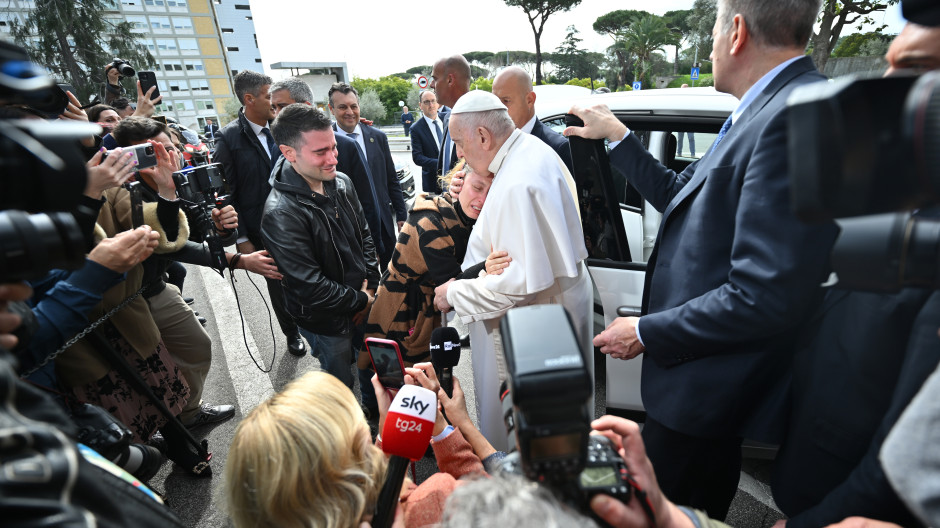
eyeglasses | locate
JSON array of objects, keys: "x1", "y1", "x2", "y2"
[{"x1": 421, "y1": 100, "x2": 436, "y2": 105}]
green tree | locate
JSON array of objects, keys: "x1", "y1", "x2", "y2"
[
  {"x1": 469, "y1": 78, "x2": 493, "y2": 92},
  {"x1": 594, "y1": 10, "x2": 652, "y2": 90},
  {"x1": 811, "y1": 0, "x2": 899, "y2": 72},
  {"x1": 663, "y1": 9, "x2": 693, "y2": 75},
  {"x1": 553, "y1": 25, "x2": 599, "y2": 83},
  {"x1": 618, "y1": 15, "x2": 671, "y2": 88},
  {"x1": 464, "y1": 51, "x2": 496, "y2": 63},
  {"x1": 405, "y1": 85, "x2": 421, "y2": 111},
  {"x1": 565, "y1": 77, "x2": 606, "y2": 89},
  {"x1": 831, "y1": 31, "x2": 893, "y2": 57},
  {"x1": 351, "y1": 75, "x2": 412, "y2": 120},
  {"x1": 11, "y1": 0, "x2": 154, "y2": 103},
  {"x1": 686, "y1": 0, "x2": 717, "y2": 62},
  {"x1": 358, "y1": 89, "x2": 387, "y2": 123},
  {"x1": 406, "y1": 65, "x2": 431, "y2": 75},
  {"x1": 504, "y1": 0, "x2": 582, "y2": 85}
]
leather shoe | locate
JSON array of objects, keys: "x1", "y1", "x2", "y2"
[
  {"x1": 184, "y1": 297, "x2": 195, "y2": 305},
  {"x1": 288, "y1": 333, "x2": 307, "y2": 357},
  {"x1": 198, "y1": 316, "x2": 207, "y2": 327},
  {"x1": 183, "y1": 403, "x2": 236, "y2": 429}
]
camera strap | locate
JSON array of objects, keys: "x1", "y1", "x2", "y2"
[{"x1": 19, "y1": 283, "x2": 147, "y2": 379}]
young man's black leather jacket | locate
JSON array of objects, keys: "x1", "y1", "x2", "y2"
[{"x1": 260, "y1": 157, "x2": 380, "y2": 336}]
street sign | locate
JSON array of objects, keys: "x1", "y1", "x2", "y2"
[
  {"x1": 632, "y1": 81, "x2": 642, "y2": 91},
  {"x1": 691, "y1": 67, "x2": 700, "y2": 80},
  {"x1": 417, "y1": 76, "x2": 428, "y2": 88}
]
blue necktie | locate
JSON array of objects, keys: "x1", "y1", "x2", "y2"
[
  {"x1": 708, "y1": 116, "x2": 733, "y2": 155},
  {"x1": 442, "y1": 128, "x2": 453, "y2": 172},
  {"x1": 432, "y1": 120, "x2": 443, "y2": 152},
  {"x1": 261, "y1": 127, "x2": 278, "y2": 167}
]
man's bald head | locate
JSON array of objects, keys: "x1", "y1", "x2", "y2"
[
  {"x1": 492, "y1": 66, "x2": 536, "y2": 130},
  {"x1": 885, "y1": 23, "x2": 940, "y2": 76},
  {"x1": 430, "y1": 55, "x2": 472, "y2": 107}
]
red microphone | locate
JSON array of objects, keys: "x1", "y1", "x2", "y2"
[{"x1": 373, "y1": 385, "x2": 437, "y2": 528}]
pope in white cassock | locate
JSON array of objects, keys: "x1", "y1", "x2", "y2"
[{"x1": 433, "y1": 90, "x2": 592, "y2": 451}]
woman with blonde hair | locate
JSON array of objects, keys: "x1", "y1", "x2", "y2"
[{"x1": 225, "y1": 370, "x2": 485, "y2": 528}]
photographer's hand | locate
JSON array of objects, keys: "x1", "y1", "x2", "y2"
[
  {"x1": 234, "y1": 250, "x2": 282, "y2": 280},
  {"x1": 149, "y1": 140, "x2": 180, "y2": 200},
  {"x1": 85, "y1": 147, "x2": 136, "y2": 198},
  {"x1": 590, "y1": 416, "x2": 691, "y2": 528},
  {"x1": 371, "y1": 373, "x2": 394, "y2": 435},
  {"x1": 132, "y1": 81, "x2": 162, "y2": 118},
  {"x1": 59, "y1": 91, "x2": 97, "y2": 147},
  {"x1": 405, "y1": 362, "x2": 447, "y2": 436},
  {"x1": 105, "y1": 65, "x2": 120, "y2": 86},
  {"x1": 0, "y1": 283, "x2": 33, "y2": 350},
  {"x1": 89, "y1": 226, "x2": 160, "y2": 273},
  {"x1": 211, "y1": 206, "x2": 238, "y2": 234}
]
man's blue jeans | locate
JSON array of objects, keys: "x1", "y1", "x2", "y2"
[{"x1": 297, "y1": 328, "x2": 354, "y2": 389}]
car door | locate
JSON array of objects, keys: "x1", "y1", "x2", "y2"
[{"x1": 542, "y1": 110, "x2": 725, "y2": 415}]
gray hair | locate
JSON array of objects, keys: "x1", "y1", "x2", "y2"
[
  {"x1": 270, "y1": 77, "x2": 313, "y2": 104},
  {"x1": 452, "y1": 108, "x2": 515, "y2": 142},
  {"x1": 233, "y1": 70, "x2": 273, "y2": 105},
  {"x1": 440, "y1": 475, "x2": 599, "y2": 528},
  {"x1": 717, "y1": 0, "x2": 821, "y2": 48}
]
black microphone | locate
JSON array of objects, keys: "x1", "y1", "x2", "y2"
[{"x1": 430, "y1": 326, "x2": 461, "y2": 398}]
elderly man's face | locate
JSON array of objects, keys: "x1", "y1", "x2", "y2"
[
  {"x1": 449, "y1": 116, "x2": 490, "y2": 175},
  {"x1": 271, "y1": 89, "x2": 298, "y2": 117}
]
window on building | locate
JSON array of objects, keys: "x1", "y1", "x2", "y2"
[
  {"x1": 254, "y1": 58, "x2": 262, "y2": 63},
  {"x1": 191, "y1": 80, "x2": 210, "y2": 92},
  {"x1": 164, "y1": 61, "x2": 184, "y2": 71},
  {"x1": 156, "y1": 39, "x2": 177, "y2": 53},
  {"x1": 125, "y1": 15, "x2": 148, "y2": 30},
  {"x1": 172, "y1": 17, "x2": 192, "y2": 31},
  {"x1": 221, "y1": 28, "x2": 234, "y2": 33},
  {"x1": 168, "y1": 80, "x2": 189, "y2": 92},
  {"x1": 177, "y1": 100, "x2": 194, "y2": 111},
  {"x1": 227, "y1": 47, "x2": 239, "y2": 52},
  {"x1": 167, "y1": 0, "x2": 187, "y2": 6},
  {"x1": 234, "y1": 4, "x2": 250, "y2": 9},
  {"x1": 196, "y1": 99, "x2": 215, "y2": 110},
  {"x1": 184, "y1": 59, "x2": 204, "y2": 71},
  {"x1": 145, "y1": 0, "x2": 166, "y2": 6},
  {"x1": 179, "y1": 39, "x2": 198, "y2": 52},
  {"x1": 150, "y1": 16, "x2": 171, "y2": 30}
]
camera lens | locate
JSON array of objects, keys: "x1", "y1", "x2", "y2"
[
  {"x1": 144, "y1": 145, "x2": 154, "y2": 156},
  {"x1": 0, "y1": 210, "x2": 87, "y2": 282},
  {"x1": 112, "y1": 59, "x2": 135, "y2": 78}
]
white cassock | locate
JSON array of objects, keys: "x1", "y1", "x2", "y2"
[{"x1": 446, "y1": 129, "x2": 592, "y2": 452}]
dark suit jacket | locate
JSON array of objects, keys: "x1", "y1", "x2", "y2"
[
  {"x1": 334, "y1": 133, "x2": 381, "y2": 252},
  {"x1": 612, "y1": 56, "x2": 839, "y2": 441},
  {"x1": 335, "y1": 124, "x2": 408, "y2": 242},
  {"x1": 531, "y1": 119, "x2": 572, "y2": 173},
  {"x1": 437, "y1": 112, "x2": 458, "y2": 177},
  {"x1": 771, "y1": 288, "x2": 936, "y2": 528},
  {"x1": 212, "y1": 110, "x2": 275, "y2": 248},
  {"x1": 410, "y1": 116, "x2": 441, "y2": 193}
]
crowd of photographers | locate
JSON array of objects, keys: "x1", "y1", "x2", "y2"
[{"x1": 3, "y1": 0, "x2": 940, "y2": 525}]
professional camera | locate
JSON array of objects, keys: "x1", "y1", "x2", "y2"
[
  {"x1": 108, "y1": 58, "x2": 135, "y2": 78},
  {"x1": 496, "y1": 305, "x2": 633, "y2": 525},
  {"x1": 1, "y1": 42, "x2": 92, "y2": 282},
  {"x1": 172, "y1": 163, "x2": 230, "y2": 271},
  {"x1": 786, "y1": 0, "x2": 940, "y2": 292}
]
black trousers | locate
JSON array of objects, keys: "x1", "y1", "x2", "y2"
[{"x1": 641, "y1": 416, "x2": 743, "y2": 520}]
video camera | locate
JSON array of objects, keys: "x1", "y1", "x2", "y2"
[
  {"x1": 172, "y1": 163, "x2": 230, "y2": 271},
  {"x1": 786, "y1": 0, "x2": 940, "y2": 292},
  {"x1": 1, "y1": 41, "x2": 91, "y2": 282},
  {"x1": 495, "y1": 305, "x2": 633, "y2": 526}
]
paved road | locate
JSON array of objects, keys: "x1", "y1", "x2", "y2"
[{"x1": 145, "y1": 150, "x2": 784, "y2": 527}]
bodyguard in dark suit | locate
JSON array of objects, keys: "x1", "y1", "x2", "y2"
[
  {"x1": 569, "y1": 0, "x2": 838, "y2": 519},
  {"x1": 492, "y1": 66, "x2": 573, "y2": 172},
  {"x1": 410, "y1": 89, "x2": 444, "y2": 193},
  {"x1": 771, "y1": 287, "x2": 937, "y2": 528},
  {"x1": 430, "y1": 55, "x2": 471, "y2": 177},
  {"x1": 329, "y1": 82, "x2": 407, "y2": 270}
]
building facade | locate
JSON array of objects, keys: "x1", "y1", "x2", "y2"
[{"x1": 1, "y1": 0, "x2": 262, "y2": 130}]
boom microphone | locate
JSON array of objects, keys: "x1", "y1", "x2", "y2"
[
  {"x1": 430, "y1": 326, "x2": 461, "y2": 398},
  {"x1": 372, "y1": 384, "x2": 436, "y2": 528}
]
